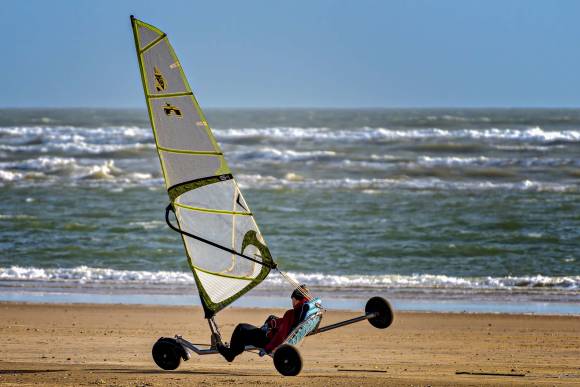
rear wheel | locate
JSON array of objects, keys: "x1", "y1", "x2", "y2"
[
  {"x1": 365, "y1": 297, "x2": 394, "y2": 329},
  {"x1": 152, "y1": 338, "x2": 182, "y2": 370},
  {"x1": 273, "y1": 344, "x2": 302, "y2": 376}
]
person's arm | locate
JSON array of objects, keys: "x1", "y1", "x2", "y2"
[
  {"x1": 264, "y1": 309, "x2": 294, "y2": 353},
  {"x1": 297, "y1": 303, "x2": 310, "y2": 323}
]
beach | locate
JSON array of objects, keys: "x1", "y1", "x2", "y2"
[{"x1": 0, "y1": 303, "x2": 578, "y2": 386}]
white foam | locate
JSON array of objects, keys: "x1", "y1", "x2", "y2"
[
  {"x1": 128, "y1": 220, "x2": 166, "y2": 230},
  {"x1": 0, "y1": 157, "x2": 155, "y2": 185},
  {"x1": 81, "y1": 160, "x2": 122, "y2": 180},
  {"x1": 0, "y1": 214, "x2": 36, "y2": 220},
  {"x1": 1, "y1": 266, "x2": 577, "y2": 291},
  {"x1": 416, "y1": 156, "x2": 579, "y2": 168},
  {"x1": 1, "y1": 126, "x2": 578, "y2": 162},
  {"x1": 0, "y1": 125, "x2": 152, "y2": 141},
  {"x1": 213, "y1": 126, "x2": 580, "y2": 143},
  {"x1": 230, "y1": 147, "x2": 337, "y2": 163},
  {"x1": 236, "y1": 174, "x2": 578, "y2": 193},
  {"x1": 0, "y1": 125, "x2": 154, "y2": 156},
  {"x1": 0, "y1": 170, "x2": 23, "y2": 181}
]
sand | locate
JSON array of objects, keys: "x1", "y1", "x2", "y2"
[{"x1": 0, "y1": 302, "x2": 578, "y2": 386}]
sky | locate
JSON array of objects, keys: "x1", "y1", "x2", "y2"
[{"x1": 2, "y1": 0, "x2": 580, "y2": 108}]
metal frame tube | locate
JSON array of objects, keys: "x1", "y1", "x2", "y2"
[
  {"x1": 309, "y1": 312, "x2": 377, "y2": 335},
  {"x1": 172, "y1": 312, "x2": 377, "y2": 357},
  {"x1": 175, "y1": 336, "x2": 258, "y2": 356}
]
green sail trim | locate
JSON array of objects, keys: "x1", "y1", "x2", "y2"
[
  {"x1": 190, "y1": 230, "x2": 274, "y2": 317},
  {"x1": 174, "y1": 202, "x2": 252, "y2": 216},
  {"x1": 168, "y1": 174, "x2": 233, "y2": 202}
]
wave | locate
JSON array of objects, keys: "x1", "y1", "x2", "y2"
[
  {"x1": 213, "y1": 126, "x2": 580, "y2": 143},
  {"x1": 415, "y1": 156, "x2": 580, "y2": 168},
  {"x1": 338, "y1": 156, "x2": 580, "y2": 173},
  {"x1": 0, "y1": 125, "x2": 154, "y2": 156},
  {"x1": 0, "y1": 214, "x2": 36, "y2": 220},
  {"x1": 3, "y1": 126, "x2": 577, "y2": 156},
  {"x1": 0, "y1": 141, "x2": 155, "y2": 157},
  {"x1": 237, "y1": 174, "x2": 578, "y2": 193},
  {"x1": 1, "y1": 266, "x2": 578, "y2": 291},
  {"x1": 1, "y1": 158, "x2": 575, "y2": 192},
  {"x1": 0, "y1": 125, "x2": 151, "y2": 141},
  {"x1": 0, "y1": 157, "x2": 154, "y2": 183},
  {"x1": 229, "y1": 147, "x2": 337, "y2": 163},
  {"x1": 2, "y1": 152, "x2": 577, "y2": 184}
]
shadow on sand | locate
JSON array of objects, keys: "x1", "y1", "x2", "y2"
[
  {"x1": 0, "y1": 369, "x2": 68, "y2": 375},
  {"x1": 85, "y1": 367, "x2": 260, "y2": 377}
]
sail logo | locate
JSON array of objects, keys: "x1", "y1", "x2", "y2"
[
  {"x1": 154, "y1": 67, "x2": 166, "y2": 92},
  {"x1": 163, "y1": 103, "x2": 182, "y2": 118}
]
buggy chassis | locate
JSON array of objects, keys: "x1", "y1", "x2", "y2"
[{"x1": 152, "y1": 296, "x2": 393, "y2": 376}]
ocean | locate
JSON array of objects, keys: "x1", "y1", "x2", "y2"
[{"x1": 0, "y1": 108, "x2": 578, "y2": 314}]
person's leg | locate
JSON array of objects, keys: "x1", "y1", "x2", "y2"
[
  {"x1": 229, "y1": 323, "x2": 269, "y2": 355},
  {"x1": 218, "y1": 323, "x2": 268, "y2": 362},
  {"x1": 230, "y1": 323, "x2": 269, "y2": 351}
]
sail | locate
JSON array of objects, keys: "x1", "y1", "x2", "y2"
[{"x1": 130, "y1": 16, "x2": 274, "y2": 317}]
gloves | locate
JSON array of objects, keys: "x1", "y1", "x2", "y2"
[
  {"x1": 261, "y1": 315, "x2": 278, "y2": 332},
  {"x1": 264, "y1": 315, "x2": 277, "y2": 325}
]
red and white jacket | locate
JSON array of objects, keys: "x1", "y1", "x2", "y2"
[{"x1": 264, "y1": 298, "x2": 308, "y2": 353}]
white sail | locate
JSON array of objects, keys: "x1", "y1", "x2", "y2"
[{"x1": 130, "y1": 16, "x2": 274, "y2": 317}]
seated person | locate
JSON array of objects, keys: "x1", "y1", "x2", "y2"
[{"x1": 217, "y1": 285, "x2": 311, "y2": 362}]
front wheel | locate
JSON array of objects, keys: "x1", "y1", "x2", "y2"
[
  {"x1": 365, "y1": 297, "x2": 394, "y2": 329},
  {"x1": 273, "y1": 344, "x2": 302, "y2": 376},
  {"x1": 152, "y1": 338, "x2": 182, "y2": 370}
]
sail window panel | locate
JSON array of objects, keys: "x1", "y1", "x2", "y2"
[
  {"x1": 150, "y1": 96, "x2": 215, "y2": 152},
  {"x1": 137, "y1": 24, "x2": 163, "y2": 50},
  {"x1": 176, "y1": 180, "x2": 248, "y2": 213},
  {"x1": 231, "y1": 215, "x2": 266, "y2": 261},
  {"x1": 195, "y1": 269, "x2": 252, "y2": 304},
  {"x1": 177, "y1": 209, "x2": 259, "y2": 278},
  {"x1": 142, "y1": 40, "x2": 189, "y2": 95},
  {"x1": 184, "y1": 233, "x2": 259, "y2": 278},
  {"x1": 160, "y1": 151, "x2": 223, "y2": 188},
  {"x1": 185, "y1": 236, "x2": 242, "y2": 274}
]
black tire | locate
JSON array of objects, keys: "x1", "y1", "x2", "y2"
[
  {"x1": 273, "y1": 344, "x2": 303, "y2": 376},
  {"x1": 152, "y1": 338, "x2": 182, "y2": 370},
  {"x1": 365, "y1": 297, "x2": 394, "y2": 329}
]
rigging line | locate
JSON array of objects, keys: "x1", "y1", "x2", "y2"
[
  {"x1": 279, "y1": 269, "x2": 300, "y2": 288},
  {"x1": 253, "y1": 250, "x2": 312, "y2": 300},
  {"x1": 165, "y1": 204, "x2": 277, "y2": 270},
  {"x1": 277, "y1": 269, "x2": 313, "y2": 300},
  {"x1": 290, "y1": 277, "x2": 313, "y2": 299}
]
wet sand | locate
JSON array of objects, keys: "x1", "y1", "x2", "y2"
[{"x1": 0, "y1": 302, "x2": 578, "y2": 386}]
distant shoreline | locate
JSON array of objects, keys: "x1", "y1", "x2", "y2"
[{"x1": 1, "y1": 288, "x2": 578, "y2": 316}]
